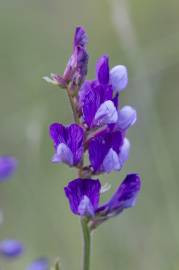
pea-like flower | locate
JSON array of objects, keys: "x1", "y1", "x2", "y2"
[
  {"x1": 79, "y1": 54, "x2": 130, "y2": 128},
  {"x1": 88, "y1": 129, "x2": 129, "y2": 173},
  {"x1": 88, "y1": 103, "x2": 136, "y2": 174},
  {"x1": 0, "y1": 156, "x2": 18, "y2": 181},
  {"x1": 46, "y1": 25, "x2": 142, "y2": 268},
  {"x1": 79, "y1": 55, "x2": 118, "y2": 128},
  {"x1": 64, "y1": 174, "x2": 141, "y2": 226},
  {"x1": 43, "y1": 26, "x2": 88, "y2": 89},
  {"x1": 96, "y1": 55, "x2": 128, "y2": 92},
  {"x1": 26, "y1": 258, "x2": 49, "y2": 270},
  {"x1": 49, "y1": 123, "x2": 84, "y2": 166},
  {"x1": 0, "y1": 239, "x2": 24, "y2": 258},
  {"x1": 65, "y1": 178, "x2": 100, "y2": 217}
]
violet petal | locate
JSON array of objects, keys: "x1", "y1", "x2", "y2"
[
  {"x1": 0, "y1": 156, "x2": 18, "y2": 181},
  {"x1": 74, "y1": 26, "x2": 88, "y2": 48},
  {"x1": 0, "y1": 240, "x2": 24, "y2": 258},
  {"x1": 96, "y1": 55, "x2": 109, "y2": 84},
  {"x1": 80, "y1": 81, "x2": 113, "y2": 127},
  {"x1": 97, "y1": 174, "x2": 141, "y2": 217},
  {"x1": 66, "y1": 124, "x2": 84, "y2": 165},
  {"x1": 49, "y1": 123, "x2": 84, "y2": 165},
  {"x1": 26, "y1": 258, "x2": 49, "y2": 270},
  {"x1": 64, "y1": 178, "x2": 101, "y2": 215}
]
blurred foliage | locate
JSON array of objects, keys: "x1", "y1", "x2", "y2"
[{"x1": 0, "y1": 0, "x2": 179, "y2": 269}]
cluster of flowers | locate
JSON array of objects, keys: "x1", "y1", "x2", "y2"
[
  {"x1": 0, "y1": 156, "x2": 49, "y2": 270},
  {"x1": 45, "y1": 26, "x2": 141, "y2": 228}
]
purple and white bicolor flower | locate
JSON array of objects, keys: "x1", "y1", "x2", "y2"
[
  {"x1": 43, "y1": 26, "x2": 88, "y2": 88},
  {"x1": 79, "y1": 55, "x2": 129, "y2": 128},
  {"x1": 93, "y1": 54, "x2": 128, "y2": 94},
  {"x1": 49, "y1": 123, "x2": 84, "y2": 166},
  {"x1": 87, "y1": 101, "x2": 137, "y2": 173},
  {"x1": 95, "y1": 174, "x2": 141, "y2": 222},
  {"x1": 0, "y1": 239, "x2": 24, "y2": 258},
  {"x1": 26, "y1": 258, "x2": 49, "y2": 270},
  {"x1": 0, "y1": 156, "x2": 18, "y2": 181},
  {"x1": 80, "y1": 81, "x2": 118, "y2": 127},
  {"x1": 96, "y1": 55, "x2": 128, "y2": 93},
  {"x1": 64, "y1": 174, "x2": 141, "y2": 225},
  {"x1": 64, "y1": 179, "x2": 101, "y2": 216},
  {"x1": 79, "y1": 56, "x2": 118, "y2": 128},
  {"x1": 88, "y1": 129, "x2": 130, "y2": 174}
]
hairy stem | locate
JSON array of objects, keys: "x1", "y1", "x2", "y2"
[
  {"x1": 66, "y1": 85, "x2": 79, "y2": 124},
  {"x1": 66, "y1": 85, "x2": 91, "y2": 270},
  {"x1": 81, "y1": 218, "x2": 91, "y2": 270}
]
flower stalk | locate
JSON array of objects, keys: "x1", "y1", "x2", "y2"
[
  {"x1": 66, "y1": 85, "x2": 80, "y2": 124},
  {"x1": 81, "y1": 218, "x2": 91, "y2": 270},
  {"x1": 45, "y1": 25, "x2": 142, "y2": 270}
]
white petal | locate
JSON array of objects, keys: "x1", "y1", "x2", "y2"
[
  {"x1": 78, "y1": 195, "x2": 94, "y2": 216},
  {"x1": 102, "y1": 148, "x2": 121, "y2": 173},
  {"x1": 110, "y1": 65, "x2": 128, "y2": 93},
  {"x1": 116, "y1": 106, "x2": 137, "y2": 130},
  {"x1": 118, "y1": 138, "x2": 130, "y2": 168},
  {"x1": 94, "y1": 100, "x2": 118, "y2": 126},
  {"x1": 52, "y1": 143, "x2": 73, "y2": 166}
]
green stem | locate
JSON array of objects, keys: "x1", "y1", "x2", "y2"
[
  {"x1": 66, "y1": 85, "x2": 79, "y2": 123},
  {"x1": 81, "y1": 218, "x2": 91, "y2": 270}
]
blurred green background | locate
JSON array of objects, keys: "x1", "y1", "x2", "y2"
[{"x1": 0, "y1": 0, "x2": 179, "y2": 269}]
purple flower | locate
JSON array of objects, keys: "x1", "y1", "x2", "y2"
[
  {"x1": 96, "y1": 174, "x2": 141, "y2": 217},
  {"x1": 43, "y1": 26, "x2": 88, "y2": 88},
  {"x1": 96, "y1": 56, "x2": 128, "y2": 94},
  {"x1": 64, "y1": 178, "x2": 101, "y2": 216},
  {"x1": 70, "y1": 46, "x2": 88, "y2": 89},
  {"x1": 64, "y1": 174, "x2": 141, "y2": 222},
  {"x1": 49, "y1": 123, "x2": 84, "y2": 166},
  {"x1": 79, "y1": 55, "x2": 130, "y2": 128},
  {"x1": 26, "y1": 258, "x2": 49, "y2": 270},
  {"x1": 0, "y1": 156, "x2": 18, "y2": 181},
  {"x1": 87, "y1": 100, "x2": 137, "y2": 174},
  {"x1": 0, "y1": 239, "x2": 24, "y2": 258},
  {"x1": 88, "y1": 129, "x2": 130, "y2": 173},
  {"x1": 79, "y1": 81, "x2": 118, "y2": 128},
  {"x1": 63, "y1": 26, "x2": 88, "y2": 87}
]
